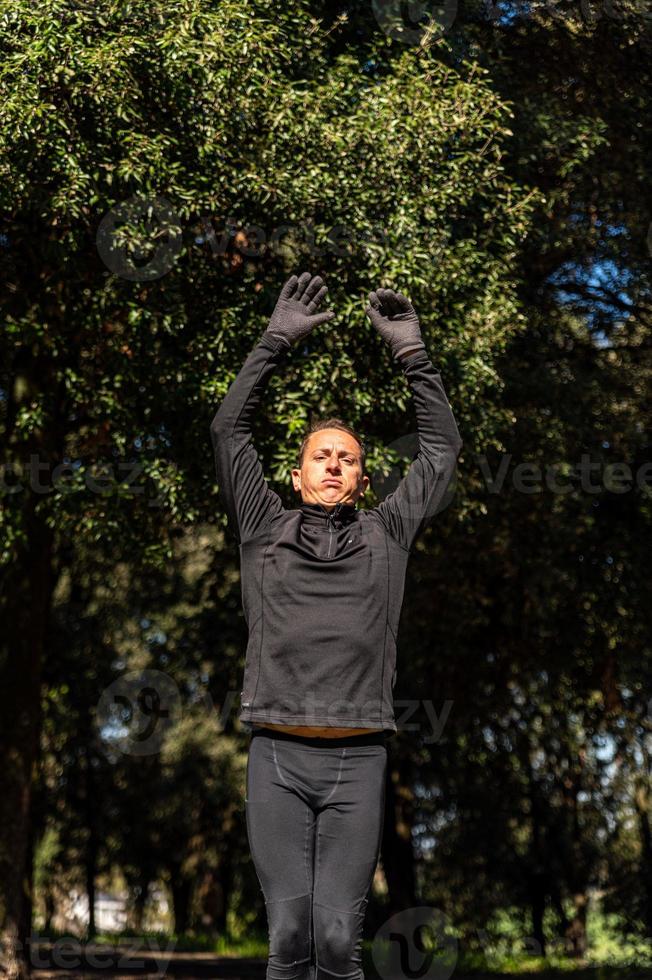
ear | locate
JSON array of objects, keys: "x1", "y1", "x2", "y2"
[{"x1": 291, "y1": 467, "x2": 302, "y2": 492}]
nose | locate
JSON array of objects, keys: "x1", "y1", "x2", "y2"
[{"x1": 326, "y1": 454, "x2": 341, "y2": 473}]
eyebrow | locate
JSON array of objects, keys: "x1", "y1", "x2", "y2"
[{"x1": 312, "y1": 447, "x2": 359, "y2": 458}]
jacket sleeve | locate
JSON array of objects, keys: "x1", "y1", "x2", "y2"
[
  {"x1": 369, "y1": 347, "x2": 463, "y2": 552},
  {"x1": 210, "y1": 331, "x2": 292, "y2": 545}
]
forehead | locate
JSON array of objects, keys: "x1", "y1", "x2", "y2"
[{"x1": 305, "y1": 429, "x2": 361, "y2": 457}]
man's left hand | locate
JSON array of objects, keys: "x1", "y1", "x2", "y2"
[{"x1": 365, "y1": 288, "x2": 426, "y2": 361}]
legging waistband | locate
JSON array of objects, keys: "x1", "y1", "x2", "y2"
[{"x1": 250, "y1": 726, "x2": 388, "y2": 748}]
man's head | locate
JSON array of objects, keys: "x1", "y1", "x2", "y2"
[{"x1": 292, "y1": 418, "x2": 370, "y2": 509}]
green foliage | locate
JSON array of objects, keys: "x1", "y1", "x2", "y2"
[{"x1": 0, "y1": 0, "x2": 541, "y2": 571}]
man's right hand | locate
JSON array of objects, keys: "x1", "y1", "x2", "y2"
[{"x1": 265, "y1": 272, "x2": 335, "y2": 346}]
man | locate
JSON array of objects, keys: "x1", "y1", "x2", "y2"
[{"x1": 210, "y1": 272, "x2": 462, "y2": 980}]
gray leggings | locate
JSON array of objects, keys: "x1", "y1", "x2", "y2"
[{"x1": 245, "y1": 727, "x2": 388, "y2": 980}]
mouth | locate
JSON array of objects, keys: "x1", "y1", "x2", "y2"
[{"x1": 322, "y1": 480, "x2": 342, "y2": 486}]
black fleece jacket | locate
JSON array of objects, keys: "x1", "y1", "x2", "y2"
[{"x1": 210, "y1": 331, "x2": 463, "y2": 735}]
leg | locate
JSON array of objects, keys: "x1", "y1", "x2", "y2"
[
  {"x1": 312, "y1": 742, "x2": 387, "y2": 980},
  {"x1": 246, "y1": 732, "x2": 317, "y2": 980}
]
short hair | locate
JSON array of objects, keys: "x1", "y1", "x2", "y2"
[{"x1": 298, "y1": 418, "x2": 367, "y2": 473}]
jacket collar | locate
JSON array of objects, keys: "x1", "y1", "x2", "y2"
[{"x1": 299, "y1": 500, "x2": 358, "y2": 528}]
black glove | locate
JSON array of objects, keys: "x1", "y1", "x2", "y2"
[
  {"x1": 264, "y1": 272, "x2": 334, "y2": 346},
  {"x1": 365, "y1": 288, "x2": 426, "y2": 361}
]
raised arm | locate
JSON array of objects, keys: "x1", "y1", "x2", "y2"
[
  {"x1": 210, "y1": 332, "x2": 291, "y2": 545},
  {"x1": 365, "y1": 288, "x2": 463, "y2": 552},
  {"x1": 210, "y1": 273, "x2": 334, "y2": 545}
]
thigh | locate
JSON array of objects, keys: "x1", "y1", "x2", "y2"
[
  {"x1": 313, "y1": 742, "x2": 387, "y2": 914},
  {"x1": 246, "y1": 733, "x2": 316, "y2": 903}
]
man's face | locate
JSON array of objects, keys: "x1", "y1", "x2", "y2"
[{"x1": 291, "y1": 428, "x2": 370, "y2": 509}]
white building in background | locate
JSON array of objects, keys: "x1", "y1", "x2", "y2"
[
  {"x1": 69, "y1": 892, "x2": 128, "y2": 932},
  {"x1": 48, "y1": 886, "x2": 170, "y2": 935}
]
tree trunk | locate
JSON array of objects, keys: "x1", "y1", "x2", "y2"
[
  {"x1": 381, "y1": 752, "x2": 417, "y2": 915},
  {"x1": 526, "y1": 759, "x2": 547, "y2": 957},
  {"x1": 0, "y1": 507, "x2": 54, "y2": 979},
  {"x1": 528, "y1": 873, "x2": 546, "y2": 958},
  {"x1": 84, "y1": 759, "x2": 99, "y2": 940},
  {"x1": 551, "y1": 886, "x2": 571, "y2": 938},
  {"x1": 195, "y1": 869, "x2": 223, "y2": 935},
  {"x1": 131, "y1": 875, "x2": 151, "y2": 934},
  {"x1": 208, "y1": 848, "x2": 234, "y2": 936},
  {"x1": 564, "y1": 892, "x2": 588, "y2": 958},
  {"x1": 170, "y1": 878, "x2": 193, "y2": 936},
  {"x1": 43, "y1": 889, "x2": 55, "y2": 935},
  {"x1": 19, "y1": 820, "x2": 35, "y2": 966},
  {"x1": 85, "y1": 856, "x2": 96, "y2": 940}
]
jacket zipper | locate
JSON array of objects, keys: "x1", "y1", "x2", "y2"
[{"x1": 325, "y1": 502, "x2": 342, "y2": 559}]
